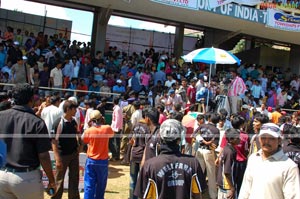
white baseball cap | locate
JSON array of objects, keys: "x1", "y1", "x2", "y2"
[
  {"x1": 259, "y1": 123, "x2": 281, "y2": 138},
  {"x1": 68, "y1": 96, "x2": 78, "y2": 105}
]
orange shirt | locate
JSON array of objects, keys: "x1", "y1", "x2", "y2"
[
  {"x1": 83, "y1": 125, "x2": 114, "y2": 160},
  {"x1": 271, "y1": 111, "x2": 282, "y2": 125}
]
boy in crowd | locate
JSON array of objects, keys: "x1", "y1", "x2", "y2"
[{"x1": 217, "y1": 128, "x2": 240, "y2": 199}]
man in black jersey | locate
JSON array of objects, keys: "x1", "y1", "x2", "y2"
[{"x1": 135, "y1": 119, "x2": 206, "y2": 199}]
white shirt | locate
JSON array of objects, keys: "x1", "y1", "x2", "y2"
[
  {"x1": 50, "y1": 67, "x2": 63, "y2": 86},
  {"x1": 130, "y1": 109, "x2": 142, "y2": 127},
  {"x1": 239, "y1": 149, "x2": 300, "y2": 199},
  {"x1": 164, "y1": 79, "x2": 176, "y2": 88},
  {"x1": 41, "y1": 105, "x2": 62, "y2": 134},
  {"x1": 73, "y1": 61, "x2": 80, "y2": 78},
  {"x1": 128, "y1": 77, "x2": 132, "y2": 88}
]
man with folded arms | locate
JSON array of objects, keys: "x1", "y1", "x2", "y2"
[{"x1": 239, "y1": 123, "x2": 300, "y2": 199}]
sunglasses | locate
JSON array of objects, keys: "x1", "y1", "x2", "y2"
[{"x1": 260, "y1": 125, "x2": 280, "y2": 132}]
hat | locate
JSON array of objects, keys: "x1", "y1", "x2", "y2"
[
  {"x1": 241, "y1": 104, "x2": 249, "y2": 110},
  {"x1": 160, "y1": 119, "x2": 184, "y2": 142},
  {"x1": 14, "y1": 41, "x2": 20, "y2": 46},
  {"x1": 89, "y1": 110, "x2": 102, "y2": 121},
  {"x1": 22, "y1": 56, "x2": 28, "y2": 60},
  {"x1": 259, "y1": 123, "x2": 281, "y2": 138},
  {"x1": 267, "y1": 106, "x2": 273, "y2": 112},
  {"x1": 68, "y1": 96, "x2": 78, "y2": 105},
  {"x1": 127, "y1": 97, "x2": 135, "y2": 102},
  {"x1": 127, "y1": 72, "x2": 133, "y2": 77},
  {"x1": 190, "y1": 77, "x2": 197, "y2": 82},
  {"x1": 168, "y1": 89, "x2": 175, "y2": 95},
  {"x1": 116, "y1": 79, "x2": 122, "y2": 84}
]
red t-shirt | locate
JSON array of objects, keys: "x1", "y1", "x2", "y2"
[
  {"x1": 187, "y1": 85, "x2": 196, "y2": 104},
  {"x1": 220, "y1": 130, "x2": 249, "y2": 162},
  {"x1": 77, "y1": 85, "x2": 88, "y2": 95},
  {"x1": 158, "y1": 113, "x2": 167, "y2": 125}
]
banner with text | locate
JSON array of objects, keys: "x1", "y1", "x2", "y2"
[
  {"x1": 266, "y1": 9, "x2": 300, "y2": 32},
  {"x1": 151, "y1": 0, "x2": 267, "y2": 24}
]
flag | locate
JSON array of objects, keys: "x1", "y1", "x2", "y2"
[
  {"x1": 209, "y1": 0, "x2": 263, "y2": 9},
  {"x1": 233, "y1": 0, "x2": 263, "y2": 6},
  {"x1": 209, "y1": 0, "x2": 233, "y2": 9}
]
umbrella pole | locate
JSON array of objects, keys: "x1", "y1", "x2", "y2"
[{"x1": 206, "y1": 63, "x2": 212, "y2": 112}]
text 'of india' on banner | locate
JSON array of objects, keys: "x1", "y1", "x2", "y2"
[{"x1": 266, "y1": 9, "x2": 300, "y2": 32}]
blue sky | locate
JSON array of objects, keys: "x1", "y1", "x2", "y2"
[{"x1": 1, "y1": 0, "x2": 176, "y2": 42}]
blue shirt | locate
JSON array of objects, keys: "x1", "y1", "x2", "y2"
[
  {"x1": 112, "y1": 85, "x2": 125, "y2": 93},
  {"x1": 196, "y1": 87, "x2": 208, "y2": 102},
  {"x1": 153, "y1": 70, "x2": 166, "y2": 85},
  {"x1": 0, "y1": 51, "x2": 7, "y2": 69},
  {"x1": 120, "y1": 65, "x2": 129, "y2": 77},
  {"x1": 89, "y1": 85, "x2": 100, "y2": 93},
  {"x1": 251, "y1": 85, "x2": 262, "y2": 99}
]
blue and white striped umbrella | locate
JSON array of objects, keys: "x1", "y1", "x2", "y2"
[{"x1": 182, "y1": 47, "x2": 240, "y2": 65}]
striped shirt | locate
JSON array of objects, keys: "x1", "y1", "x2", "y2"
[{"x1": 228, "y1": 76, "x2": 246, "y2": 97}]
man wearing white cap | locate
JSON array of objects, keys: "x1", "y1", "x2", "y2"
[
  {"x1": 112, "y1": 79, "x2": 125, "y2": 94},
  {"x1": 239, "y1": 123, "x2": 300, "y2": 199}
]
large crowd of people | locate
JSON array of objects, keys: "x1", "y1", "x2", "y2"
[{"x1": 0, "y1": 27, "x2": 300, "y2": 199}]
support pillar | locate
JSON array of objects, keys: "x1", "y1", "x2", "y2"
[
  {"x1": 289, "y1": 44, "x2": 300, "y2": 75},
  {"x1": 174, "y1": 23, "x2": 184, "y2": 58},
  {"x1": 203, "y1": 29, "x2": 230, "y2": 48},
  {"x1": 91, "y1": 7, "x2": 112, "y2": 56},
  {"x1": 245, "y1": 38, "x2": 255, "y2": 50}
]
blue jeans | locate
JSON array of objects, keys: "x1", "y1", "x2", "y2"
[
  {"x1": 130, "y1": 161, "x2": 140, "y2": 199},
  {"x1": 84, "y1": 158, "x2": 108, "y2": 199}
]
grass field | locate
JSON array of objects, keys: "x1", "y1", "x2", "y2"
[{"x1": 44, "y1": 160, "x2": 130, "y2": 199}]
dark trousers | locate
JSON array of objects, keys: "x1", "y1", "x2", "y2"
[
  {"x1": 109, "y1": 131, "x2": 121, "y2": 159},
  {"x1": 51, "y1": 152, "x2": 80, "y2": 199},
  {"x1": 235, "y1": 160, "x2": 247, "y2": 197},
  {"x1": 129, "y1": 161, "x2": 140, "y2": 199}
]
